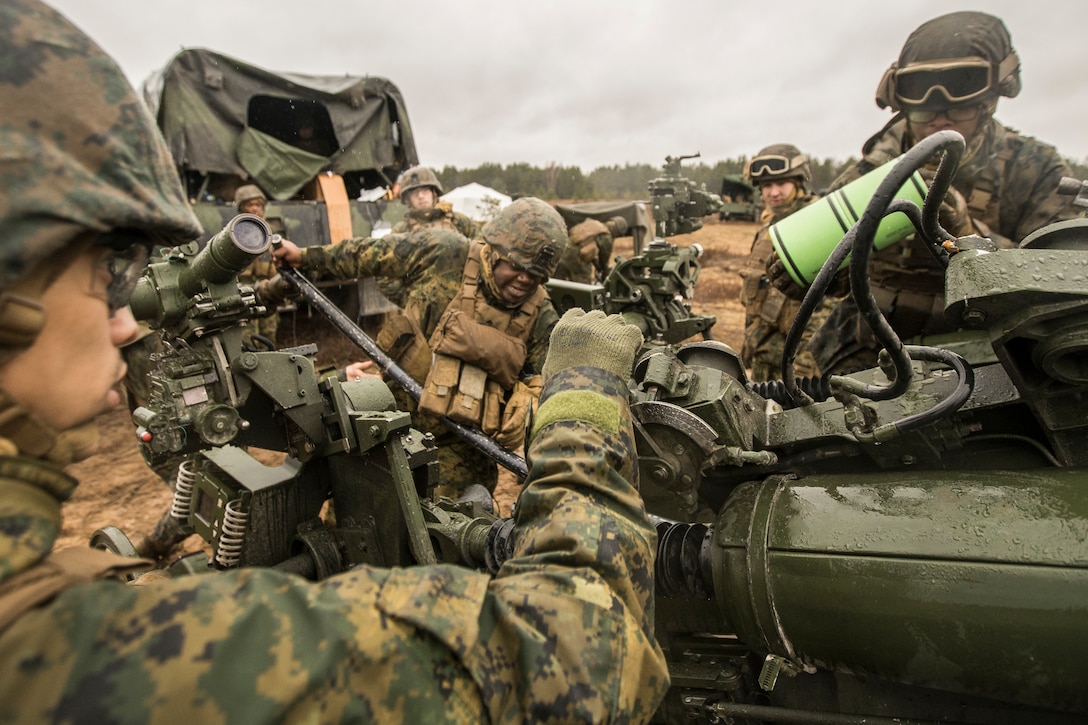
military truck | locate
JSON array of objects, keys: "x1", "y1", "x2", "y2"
[
  {"x1": 719, "y1": 173, "x2": 761, "y2": 221},
  {"x1": 143, "y1": 47, "x2": 418, "y2": 318}
]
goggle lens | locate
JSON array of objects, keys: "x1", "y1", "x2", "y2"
[{"x1": 895, "y1": 63, "x2": 993, "y2": 106}]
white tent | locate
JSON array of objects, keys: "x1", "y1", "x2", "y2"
[{"x1": 441, "y1": 182, "x2": 512, "y2": 222}]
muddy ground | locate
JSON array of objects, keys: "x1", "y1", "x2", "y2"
[{"x1": 57, "y1": 217, "x2": 758, "y2": 556}]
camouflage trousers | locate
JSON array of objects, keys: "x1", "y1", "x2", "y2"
[{"x1": 742, "y1": 299, "x2": 834, "y2": 382}]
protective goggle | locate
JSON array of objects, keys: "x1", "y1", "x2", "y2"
[
  {"x1": 894, "y1": 58, "x2": 994, "y2": 107},
  {"x1": 904, "y1": 103, "x2": 984, "y2": 125},
  {"x1": 746, "y1": 153, "x2": 806, "y2": 178}
]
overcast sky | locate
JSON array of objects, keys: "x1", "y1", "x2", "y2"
[{"x1": 46, "y1": 0, "x2": 1088, "y2": 171}]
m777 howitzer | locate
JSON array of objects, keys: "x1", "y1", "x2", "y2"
[
  {"x1": 546, "y1": 153, "x2": 720, "y2": 346},
  {"x1": 103, "y1": 128, "x2": 1088, "y2": 723}
]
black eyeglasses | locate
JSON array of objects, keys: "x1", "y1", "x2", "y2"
[{"x1": 904, "y1": 103, "x2": 984, "y2": 125}]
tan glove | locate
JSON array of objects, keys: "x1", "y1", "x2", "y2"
[
  {"x1": 918, "y1": 168, "x2": 978, "y2": 238},
  {"x1": 937, "y1": 186, "x2": 978, "y2": 237},
  {"x1": 765, "y1": 250, "x2": 810, "y2": 301},
  {"x1": 495, "y1": 375, "x2": 543, "y2": 451},
  {"x1": 254, "y1": 274, "x2": 296, "y2": 309},
  {"x1": 541, "y1": 309, "x2": 644, "y2": 382}
]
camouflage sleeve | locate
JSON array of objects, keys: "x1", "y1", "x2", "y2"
[
  {"x1": 453, "y1": 212, "x2": 480, "y2": 239},
  {"x1": 1001, "y1": 136, "x2": 1079, "y2": 242},
  {"x1": 299, "y1": 234, "x2": 407, "y2": 282},
  {"x1": 476, "y1": 365, "x2": 669, "y2": 720}
]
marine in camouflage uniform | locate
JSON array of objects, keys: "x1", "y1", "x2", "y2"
[
  {"x1": 801, "y1": 12, "x2": 1079, "y2": 374},
  {"x1": 554, "y1": 216, "x2": 627, "y2": 284},
  {"x1": 234, "y1": 184, "x2": 281, "y2": 348},
  {"x1": 738, "y1": 144, "x2": 836, "y2": 381},
  {"x1": 273, "y1": 197, "x2": 566, "y2": 495},
  {"x1": 0, "y1": 4, "x2": 670, "y2": 719},
  {"x1": 381, "y1": 165, "x2": 478, "y2": 307}
]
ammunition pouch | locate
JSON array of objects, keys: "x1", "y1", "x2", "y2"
[
  {"x1": 376, "y1": 311, "x2": 431, "y2": 384},
  {"x1": 419, "y1": 354, "x2": 500, "y2": 431},
  {"x1": 429, "y1": 308, "x2": 527, "y2": 391}
]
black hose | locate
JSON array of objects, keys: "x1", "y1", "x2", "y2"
[
  {"x1": 278, "y1": 267, "x2": 529, "y2": 479},
  {"x1": 783, "y1": 131, "x2": 966, "y2": 407}
]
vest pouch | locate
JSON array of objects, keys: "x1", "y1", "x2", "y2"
[
  {"x1": 429, "y1": 308, "x2": 526, "y2": 390},
  {"x1": 419, "y1": 353, "x2": 462, "y2": 418},
  {"x1": 378, "y1": 311, "x2": 432, "y2": 383},
  {"x1": 447, "y1": 363, "x2": 488, "y2": 427},
  {"x1": 480, "y1": 380, "x2": 505, "y2": 438}
]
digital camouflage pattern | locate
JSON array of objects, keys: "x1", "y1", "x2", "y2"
[
  {"x1": 0, "y1": 364, "x2": 669, "y2": 723},
  {"x1": 0, "y1": 0, "x2": 200, "y2": 292},
  {"x1": 481, "y1": 198, "x2": 568, "y2": 281},
  {"x1": 740, "y1": 193, "x2": 835, "y2": 381},
  {"x1": 385, "y1": 203, "x2": 478, "y2": 306},
  {"x1": 300, "y1": 226, "x2": 559, "y2": 491},
  {"x1": 810, "y1": 116, "x2": 1078, "y2": 374}
]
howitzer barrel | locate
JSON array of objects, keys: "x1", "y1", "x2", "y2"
[
  {"x1": 180, "y1": 214, "x2": 271, "y2": 298},
  {"x1": 705, "y1": 469, "x2": 1088, "y2": 713}
]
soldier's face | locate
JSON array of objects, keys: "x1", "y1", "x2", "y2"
[
  {"x1": 491, "y1": 260, "x2": 541, "y2": 305},
  {"x1": 239, "y1": 198, "x2": 266, "y2": 217},
  {"x1": 406, "y1": 187, "x2": 437, "y2": 211},
  {"x1": 760, "y1": 180, "x2": 797, "y2": 210},
  {"x1": 0, "y1": 247, "x2": 138, "y2": 433}
]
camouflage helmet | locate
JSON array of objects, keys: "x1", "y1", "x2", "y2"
[
  {"x1": 875, "y1": 11, "x2": 1021, "y2": 111},
  {"x1": 605, "y1": 216, "x2": 629, "y2": 238},
  {"x1": 482, "y1": 198, "x2": 568, "y2": 281},
  {"x1": 234, "y1": 184, "x2": 267, "y2": 210},
  {"x1": 397, "y1": 165, "x2": 443, "y2": 202},
  {"x1": 569, "y1": 218, "x2": 609, "y2": 246},
  {"x1": 744, "y1": 144, "x2": 811, "y2": 188},
  {"x1": 0, "y1": 0, "x2": 201, "y2": 299}
]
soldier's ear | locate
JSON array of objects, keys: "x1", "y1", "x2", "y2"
[{"x1": 875, "y1": 63, "x2": 898, "y2": 111}]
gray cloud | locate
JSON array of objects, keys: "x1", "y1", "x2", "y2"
[{"x1": 47, "y1": 0, "x2": 1088, "y2": 170}]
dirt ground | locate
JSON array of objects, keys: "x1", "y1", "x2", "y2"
[{"x1": 57, "y1": 217, "x2": 757, "y2": 555}]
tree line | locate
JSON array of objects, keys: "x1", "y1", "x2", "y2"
[{"x1": 435, "y1": 155, "x2": 1088, "y2": 202}]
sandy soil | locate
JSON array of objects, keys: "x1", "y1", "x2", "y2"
[{"x1": 57, "y1": 217, "x2": 757, "y2": 554}]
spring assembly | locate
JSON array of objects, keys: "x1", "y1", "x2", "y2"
[
  {"x1": 655, "y1": 520, "x2": 713, "y2": 599},
  {"x1": 215, "y1": 499, "x2": 248, "y2": 569},
  {"x1": 749, "y1": 375, "x2": 832, "y2": 408},
  {"x1": 170, "y1": 458, "x2": 196, "y2": 522}
]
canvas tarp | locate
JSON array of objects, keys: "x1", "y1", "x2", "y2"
[{"x1": 143, "y1": 48, "x2": 418, "y2": 200}]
